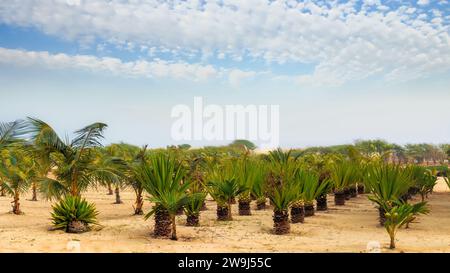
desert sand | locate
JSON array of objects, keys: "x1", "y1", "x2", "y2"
[{"x1": 1, "y1": 178, "x2": 449, "y2": 253}]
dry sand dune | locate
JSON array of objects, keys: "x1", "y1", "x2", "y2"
[{"x1": 0, "y1": 178, "x2": 449, "y2": 253}]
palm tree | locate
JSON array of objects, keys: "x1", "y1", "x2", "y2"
[
  {"x1": 298, "y1": 169, "x2": 331, "y2": 217},
  {"x1": 92, "y1": 146, "x2": 126, "y2": 204},
  {"x1": 28, "y1": 145, "x2": 52, "y2": 201},
  {"x1": 384, "y1": 201, "x2": 429, "y2": 249},
  {"x1": 236, "y1": 157, "x2": 261, "y2": 216},
  {"x1": 103, "y1": 143, "x2": 148, "y2": 214},
  {"x1": 0, "y1": 120, "x2": 27, "y2": 197},
  {"x1": 28, "y1": 118, "x2": 108, "y2": 233},
  {"x1": 0, "y1": 145, "x2": 35, "y2": 214},
  {"x1": 184, "y1": 192, "x2": 206, "y2": 226},
  {"x1": 364, "y1": 163, "x2": 413, "y2": 226},
  {"x1": 410, "y1": 166, "x2": 437, "y2": 202},
  {"x1": 268, "y1": 174, "x2": 300, "y2": 234},
  {"x1": 206, "y1": 160, "x2": 246, "y2": 221},
  {"x1": 137, "y1": 152, "x2": 190, "y2": 240},
  {"x1": 329, "y1": 160, "x2": 357, "y2": 206},
  {"x1": 129, "y1": 145, "x2": 148, "y2": 215},
  {"x1": 266, "y1": 149, "x2": 301, "y2": 233}
]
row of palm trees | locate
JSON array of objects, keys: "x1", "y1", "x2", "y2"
[{"x1": 0, "y1": 118, "x2": 445, "y2": 249}]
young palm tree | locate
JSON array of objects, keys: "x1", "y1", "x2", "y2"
[
  {"x1": 207, "y1": 161, "x2": 246, "y2": 221},
  {"x1": 268, "y1": 175, "x2": 300, "y2": 234},
  {"x1": 329, "y1": 160, "x2": 357, "y2": 206},
  {"x1": 236, "y1": 157, "x2": 261, "y2": 216},
  {"x1": 384, "y1": 201, "x2": 429, "y2": 249},
  {"x1": 364, "y1": 163, "x2": 413, "y2": 226},
  {"x1": 28, "y1": 118, "x2": 108, "y2": 233},
  {"x1": 411, "y1": 166, "x2": 437, "y2": 202},
  {"x1": 0, "y1": 145, "x2": 35, "y2": 214},
  {"x1": 137, "y1": 152, "x2": 190, "y2": 240},
  {"x1": 266, "y1": 148, "x2": 301, "y2": 232},
  {"x1": 184, "y1": 192, "x2": 206, "y2": 226},
  {"x1": 299, "y1": 169, "x2": 331, "y2": 217}
]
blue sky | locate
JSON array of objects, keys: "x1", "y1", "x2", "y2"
[{"x1": 0, "y1": 0, "x2": 449, "y2": 148}]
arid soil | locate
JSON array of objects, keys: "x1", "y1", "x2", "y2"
[{"x1": 1, "y1": 178, "x2": 449, "y2": 253}]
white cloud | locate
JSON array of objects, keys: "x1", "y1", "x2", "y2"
[
  {"x1": 417, "y1": 0, "x2": 430, "y2": 6},
  {"x1": 228, "y1": 69, "x2": 257, "y2": 88},
  {"x1": 0, "y1": 47, "x2": 220, "y2": 82},
  {"x1": 0, "y1": 0, "x2": 449, "y2": 86}
]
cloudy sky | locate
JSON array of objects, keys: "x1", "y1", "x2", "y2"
[{"x1": 0, "y1": 0, "x2": 449, "y2": 148}]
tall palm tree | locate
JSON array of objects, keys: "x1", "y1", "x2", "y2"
[
  {"x1": 129, "y1": 145, "x2": 149, "y2": 215},
  {"x1": 137, "y1": 152, "x2": 190, "y2": 240},
  {"x1": 0, "y1": 145, "x2": 36, "y2": 214},
  {"x1": 92, "y1": 146, "x2": 126, "y2": 204},
  {"x1": 0, "y1": 120, "x2": 27, "y2": 197},
  {"x1": 28, "y1": 118, "x2": 108, "y2": 233},
  {"x1": 28, "y1": 145, "x2": 52, "y2": 201},
  {"x1": 28, "y1": 118, "x2": 108, "y2": 198}
]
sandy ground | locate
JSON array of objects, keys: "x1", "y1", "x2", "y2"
[{"x1": 0, "y1": 178, "x2": 449, "y2": 253}]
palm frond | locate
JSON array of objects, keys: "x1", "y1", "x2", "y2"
[
  {"x1": 0, "y1": 120, "x2": 27, "y2": 149},
  {"x1": 71, "y1": 122, "x2": 108, "y2": 151}
]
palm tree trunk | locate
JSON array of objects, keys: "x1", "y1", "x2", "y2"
[
  {"x1": 0, "y1": 186, "x2": 5, "y2": 197},
  {"x1": 170, "y1": 215, "x2": 177, "y2": 240},
  {"x1": 304, "y1": 203, "x2": 315, "y2": 217},
  {"x1": 154, "y1": 206, "x2": 171, "y2": 237},
  {"x1": 186, "y1": 213, "x2": 200, "y2": 226},
  {"x1": 316, "y1": 194, "x2": 327, "y2": 211},
  {"x1": 334, "y1": 190, "x2": 346, "y2": 205},
  {"x1": 114, "y1": 186, "x2": 122, "y2": 204},
  {"x1": 389, "y1": 233, "x2": 396, "y2": 249},
  {"x1": 273, "y1": 210, "x2": 290, "y2": 234},
  {"x1": 12, "y1": 190, "x2": 21, "y2": 215},
  {"x1": 217, "y1": 205, "x2": 231, "y2": 221},
  {"x1": 134, "y1": 190, "x2": 144, "y2": 215},
  {"x1": 238, "y1": 196, "x2": 251, "y2": 216},
  {"x1": 290, "y1": 203, "x2": 305, "y2": 223},
  {"x1": 107, "y1": 183, "x2": 113, "y2": 195},
  {"x1": 31, "y1": 182, "x2": 38, "y2": 201}
]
